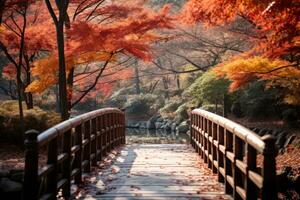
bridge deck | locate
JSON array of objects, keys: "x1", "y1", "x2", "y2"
[{"x1": 80, "y1": 144, "x2": 231, "y2": 200}]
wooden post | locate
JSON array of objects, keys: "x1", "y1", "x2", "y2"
[
  {"x1": 246, "y1": 144, "x2": 257, "y2": 200},
  {"x1": 190, "y1": 113, "x2": 194, "y2": 148},
  {"x1": 62, "y1": 130, "x2": 71, "y2": 198},
  {"x1": 122, "y1": 112, "x2": 126, "y2": 144},
  {"x1": 233, "y1": 135, "x2": 243, "y2": 199},
  {"x1": 261, "y1": 135, "x2": 277, "y2": 200},
  {"x1": 74, "y1": 125, "x2": 82, "y2": 184},
  {"x1": 23, "y1": 130, "x2": 39, "y2": 200},
  {"x1": 202, "y1": 117, "x2": 208, "y2": 163},
  {"x1": 83, "y1": 120, "x2": 91, "y2": 172},
  {"x1": 212, "y1": 123, "x2": 218, "y2": 173},
  {"x1": 91, "y1": 118, "x2": 97, "y2": 166},
  {"x1": 103, "y1": 114, "x2": 107, "y2": 156},
  {"x1": 218, "y1": 125, "x2": 224, "y2": 183},
  {"x1": 224, "y1": 130, "x2": 233, "y2": 195},
  {"x1": 200, "y1": 116, "x2": 204, "y2": 159},
  {"x1": 108, "y1": 113, "x2": 113, "y2": 151},
  {"x1": 47, "y1": 137, "x2": 58, "y2": 200},
  {"x1": 96, "y1": 116, "x2": 102, "y2": 161},
  {"x1": 208, "y1": 120, "x2": 212, "y2": 169},
  {"x1": 112, "y1": 113, "x2": 116, "y2": 148},
  {"x1": 195, "y1": 115, "x2": 200, "y2": 154}
]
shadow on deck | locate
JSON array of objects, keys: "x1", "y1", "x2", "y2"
[{"x1": 79, "y1": 144, "x2": 231, "y2": 200}]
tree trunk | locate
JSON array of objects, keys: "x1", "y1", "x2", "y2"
[
  {"x1": 67, "y1": 67, "x2": 74, "y2": 111},
  {"x1": 26, "y1": 92, "x2": 33, "y2": 109},
  {"x1": 176, "y1": 74, "x2": 180, "y2": 90},
  {"x1": 162, "y1": 77, "x2": 169, "y2": 100},
  {"x1": 55, "y1": 85, "x2": 60, "y2": 112},
  {"x1": 17, "y1": 2, "x2": 27, "y2": 143},
  {"x1": 215, "y1": 99, "x2": 218, "y2": 114},
  {"x1": 134, "y1": 60, "x2": 141, "y2": 94},
  {"x1": 223, "y1": 94, "x2": 228, "y2": 117},
  {"x1": 56, "y1": 22, "x2": 69, "y2": 120},
  {"x1": 45, "y1": 0, "x2": 69, "y2": 120},
  {"x1": 16, "y1": 69, "x2": 25, "y2": 143},
  {"x1": 0, "y1": 0, "x2": 6, "y2": 24},
  {"x1": 25, "y1": 70, "x2": 33, "y2": 109}
]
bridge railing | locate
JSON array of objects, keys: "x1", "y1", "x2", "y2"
[
  {"x1": 23, "y1": 108, "x2": 125, "y2": 200},
  {"x1": 190, "y1": 109, "x2": 277, "y2": 200}
]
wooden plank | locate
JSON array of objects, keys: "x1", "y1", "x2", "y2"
[{"x1": 79, "y1": 144, "x2": 232, "y2": 200}]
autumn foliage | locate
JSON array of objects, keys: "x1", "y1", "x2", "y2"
[
  {"x1": 0, "y1": 0, "x2": 174, "y2": 107},
  {"x1": 182, "y1": 0, "x2": 299, "y2": 59},
  {"x1": 23, "y1": 2, "x2": 173, "y2": 101},
  {"x1": 182, "y1": 0, "x2": 300, "y2": 100}
]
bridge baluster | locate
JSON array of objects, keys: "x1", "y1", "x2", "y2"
[
  {"x1": 217, "y1": 125, "x2": 225, "y2": 183},
  {"x1": 190, "y1": 108, "x2": 277, "y2": 200},
  {"x1": 225, "y1": 129, "x2": 233, "y2": 195},
  {"x1": 74, "y1": 124, "x2": 83, "y2": 184},
  {"x1": 46, "y1": 137, "x2": 58, "y2": 199},
  {"x1": 212, "y1": 122, "x2": 218, "y2": 173},
  {"x1": 23, "y1": 108, "x2": 125, "y2": 200},
  {"x1": 261, "y1": 135, "x2": 277, "y2": 200},
  {"x1": 23, "y1": 130, "x2": 39, "y2": 200},
  {"x1": 246, "y1": 143, "x2": 258, "y2": 200},
  {"x1": 83, "y1": 120, "x2": 91, "y2": 172},
  {"x1": 233, "y1": 134, "x2": 244, "y2": 199},
  {"x1": 96, "y1": 116, "x2": 102, "y2": 161},
  {"x1": 62, "y1": 129, "x2": 71, "y2": 197}
]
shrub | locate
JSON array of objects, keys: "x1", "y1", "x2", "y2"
[
  {"x1": 0, "y1": 101, "x2": 61, "y2": 142},
  {"x1": 231, "y1": 101, "x2": 243, "y2": 118},
  {"x1": 201, "y1": 104, "x2": 224, "y2": 115},
  {"x1": 174, "y1": 104, "x2": 189, "y2": 123},
  {"x1": 282, "y1": 109, "x2": 298, "y2": 127},
  {"x1": 185, "y1": 71, "x2": 230, "y2": 105},
  {"x1": 159, "y1": 96, "x2": 183, "y2": 119},
  {"x1": 124, "y1": 94, "x2": 160, "y2": 116},
  {"x1": 239, "y1": 81, "x2": 280, "y2": 119}
]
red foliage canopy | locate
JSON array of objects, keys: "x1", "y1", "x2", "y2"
[{"x1": 182, "y1": 0, "x2": 300, "y2": 59}]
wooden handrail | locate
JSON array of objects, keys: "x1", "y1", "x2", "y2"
[
  {"x1": 23, "y1": 108, "x2": 125, "y2": 200},
  {"x1": 190, "y1": 109, "x2": 277, "y2": 200}
]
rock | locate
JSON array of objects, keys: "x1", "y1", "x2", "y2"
[
  {"x1": 276, "y1": 167, "x2": 292, "y2": 192},
  {"x1": 164, "y1": 124, "x2": 171, "y2": 131},
  {"x1": 9, "y1": 169, "x2": 23, "y2": 174},
  {"x1": 0, "y1": 170, "x2": 9, "y2": 178},
  {"x1": 10, "y1": 171, "x2": 24, "y2": 182},
  {"x1": 146, "y1": 121, "x2": 155, "y2": 129},
  {"x1": 251, "y1": 128, "x2": 261, "y2": 134},
  {"x1": 156, "y1": 117, "x2": 163, "y2": 122},
  {"x1": 139, "y1": 122, "x2": 147, "y2": 129},
  {"x1": 126, "y1": 122, "x2": 139, "y2": 128},
  {"x1": 284, "y1": 134, "x2": 296, "y2": 148},
  {"x1": 276, "y1": 132, "x2": 287, "y2": 149},
  {"x1": 258, "y1": 129, "x2": 269, "y2": 136},
  {"x1": 171, "y1": 123, "x2": 177, "y2": 132},
  {"x1": 272, "y1": 130, "x2": 282, "y2": 137},
  {"x1": 177, "y1": 121, "x2": 189, "y2": 133},
  {"x1": 147, "y1": 115, "x2": 160, "y2": 129},
  {"x1": 293, "y1": 175, "x2": 300, "y2": 194},
  {"x1": 174, "y1": 116, "x2": 183, "y2": 124},
  {"x1": 134, "y1": 123, "x2": 140, "y2": 128},
  {"x1": 155, "y1": 122, "x2": 164, "y2": 129},
  {"x1": 0, "y1": 178, "x2": 22, "y2": 193}
]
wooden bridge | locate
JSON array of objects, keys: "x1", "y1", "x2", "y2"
[{"x1": 23, "y1": 108, "x2": 277, "y2": 200}]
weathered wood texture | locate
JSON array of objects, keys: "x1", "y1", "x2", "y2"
[
  {"x1": 81, "y1": 144, "x2": 232, "y2": 200},
  {"x1": 190, "y1": 109, "x2": 277, "y2": 200},
  {"x1": 23, "y1": 108, "x2": 125, "y2": 200}
]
